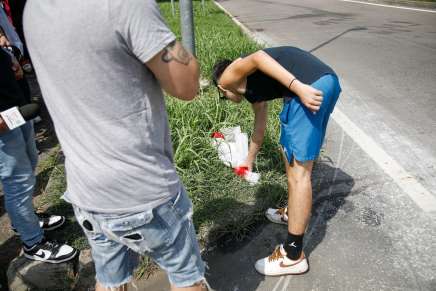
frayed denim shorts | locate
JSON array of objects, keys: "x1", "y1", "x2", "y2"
[
  {"x1": 73, "y1": 188, "x2": 205, "y2": 288},
  {"x1": 279, "y1": 74, "x2": 341, "y2": 163}
]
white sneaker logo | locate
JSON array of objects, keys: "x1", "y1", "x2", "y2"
[
  {"x1": 288, "y1": 242, "x2": 297, "y2": 248},
  {"x1": 34, "y1": 250, "x2": 46, "y2": 259}
]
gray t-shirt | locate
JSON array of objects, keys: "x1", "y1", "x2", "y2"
[{"x1": 24, "y1": 0, "x2": 180, "y2": 213}]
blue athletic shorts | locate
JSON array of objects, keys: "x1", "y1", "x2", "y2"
[{"x1": 279, "y1": 74, "x2": 341, "y2": 163}]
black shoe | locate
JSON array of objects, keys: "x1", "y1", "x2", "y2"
[
  {"x1": 23, "y1": 238, "x2": 78, "y2": 264},
  {"x1": 12, "y1": 212, "x2": 66, "y2": 233}
]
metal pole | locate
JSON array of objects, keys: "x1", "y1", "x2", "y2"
[
  {"x1": 179, "y1": 0, "x2": 195, "y2": 56},
  {"x1": 171, "y1": 0, "x2": 175, "y2": 16}
]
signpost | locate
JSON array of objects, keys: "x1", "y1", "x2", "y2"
[{"x1": 179, "y1": 0, "x2": 196, "y2": 55}]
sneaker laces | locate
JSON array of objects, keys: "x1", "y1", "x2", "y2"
[
  {"x1": 35, "y1": 212, "x2": 52, "y2": 227},
  {"x1": 277, "y1": 207, "x2": 287, "y2": 217},
  {"x1": 40, "y1": 240, "x2": 61, "y2": 256},
  {"x1": 277, "y1": 207, "x2": 288, "y2": 221},
  {"x1": 268, "y1": 246, "x2": 284, "y2": 262}
]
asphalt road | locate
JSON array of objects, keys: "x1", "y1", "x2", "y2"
[
  {"x1": 134, "y1": 1, "x2": 436, "y2": 290},
  {"x1": 199, "y1": 1, "x2": 436, "y2": 290},
  {"x1": 217, "y1": 0, "x2": 436, "y2": 196}
]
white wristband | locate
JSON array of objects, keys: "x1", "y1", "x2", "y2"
[{"x1": 0, "y1": 107, "x2": 26, "y2": 130}]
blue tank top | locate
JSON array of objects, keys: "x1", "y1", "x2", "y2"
[{"x1": 244, "y1": 46, "x2": 336, "y2": 103}]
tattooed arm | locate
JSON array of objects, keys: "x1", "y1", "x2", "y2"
[{"x1": 146, "y1": 40, "x2": 200, "y2": 101}]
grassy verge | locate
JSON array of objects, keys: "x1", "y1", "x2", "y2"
[
  {"x1": 160, "y1": 0, "x2": 288, "y2": 246},
  {"x1": 36, "y1": 151, "x2": 89, "y2": 250}
]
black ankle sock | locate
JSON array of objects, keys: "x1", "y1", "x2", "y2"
[{"x1": 283, "y1": 232, "x2": 303, "y2": 260}]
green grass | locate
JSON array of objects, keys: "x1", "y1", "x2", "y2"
[
  {"x1": 159, "y1": 0, "x2": 288, "y2": 242},
  {"x1": 36, "y1": 152, "x2": 89, "y2": 250}
]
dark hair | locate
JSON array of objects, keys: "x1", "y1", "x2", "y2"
[{"x1": 212, "y1": 59, "x2": 232, "y2": 87}]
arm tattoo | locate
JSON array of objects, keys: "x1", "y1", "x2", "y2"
[{"x1": 161, "y1": 40, "x2": 192, "y2": 65}]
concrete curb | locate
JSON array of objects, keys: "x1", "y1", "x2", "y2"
[
  {"x1": 348, "y1": 0, "x2": 436, "y2": 10},
  {"x1": 213, "y1": 1, "x2": 268, "y2": 46}
]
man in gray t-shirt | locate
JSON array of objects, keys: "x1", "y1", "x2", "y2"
[{"x1": 24, "y1": 0, "x2": 207, "y2": 290}]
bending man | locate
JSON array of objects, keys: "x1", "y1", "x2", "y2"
[{"x1": 212, "y1": 46, "x2": 341, "y2": 276}]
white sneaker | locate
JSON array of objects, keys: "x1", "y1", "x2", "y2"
[
  {"x1": 254, "y1": 244, "x2": 308, "y2": 276},
  {"x1": 265, "y1": 207, "x2": 288, "y2": 225},
  {"x1": 23, "y1": 238, "x2": 78, "y2": 264}
]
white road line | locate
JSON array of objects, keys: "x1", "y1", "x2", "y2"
[
  {"x1": 271, "y1": 276, "x2": 285, "y2": 291},
  {"x1": 332, "y1": 108, "x2": 436, "y2": 213},
  {"x1": 341, "y1": 0, "x2": 436, "y2": 13},
  {"x1": 214, "y1": 1, "x2": 268, "y2": 45},
  {"x1": 281, "y1": 276, "x2": 291, "y2": 291}
]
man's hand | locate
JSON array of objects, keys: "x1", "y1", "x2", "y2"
[
  {"x1": 11, "y1": 57, "x2": 23, "y2": 80},
  {"x1": 293, "y1": 81, "x2": 323, "y2": 113},
  {"x1": 0, "y1": 34, "x2": 10, "y2": 47},
  {"x1": 0, "y1": 116, "x2": 9, "y2": 134},
  {"x1": 238, "y1": 160, "x2": 253, "y2": 172},
  {"x1": 0, "y1": 27, "x2": 10, "y2": 47}
]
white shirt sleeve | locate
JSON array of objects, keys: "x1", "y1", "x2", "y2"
[{"x1": 111, "y1": 0, "x2": 176, "y2": 63}]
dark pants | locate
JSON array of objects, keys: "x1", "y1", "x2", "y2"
[{"x1": 9, "y1": 0, "x2": 29, "y2": 59}]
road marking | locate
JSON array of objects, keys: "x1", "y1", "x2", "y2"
[
  {"x1": 332, "y1": 108, "x2": 436, "y2": 212},
  {"x1": 213, "y1": 3, "x2": 436, "y2": 288},
  {"x1": 281, "y1": 276, "x2": 291, "y2": 291},
  {"x1": 271, "y1": 276, "x2": 285, "y2": 291},
  {"x1": 341, "y1": 0, "x2": 436, "y2": 13},
  {"x1": 215, "y1": 0, "x2": 436, "y2": 212},
  {"x1": 214, "y1": 1, "x2": 269, "y2": 45}
]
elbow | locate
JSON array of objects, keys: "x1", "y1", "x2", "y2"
[
  {"x1": 176, "y1": 61, "x2": 201, "y2": 100},
  {"x1": 174, "y1": 81, "x2": 199, "y2": 101},
  {"x1": 253, "y1": 50, "x2": 267, "y2": 65}
]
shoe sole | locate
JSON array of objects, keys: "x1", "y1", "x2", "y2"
[
  {"x1": 265, "y1": 213, "x2": 288, "y2": 225},
  {"x1": 255, "y1": 256, "x2": 310, "y2": 276},
  {"x1": 254, "y1": 264, "x2": 310, "y2": 276},
  {"x1": 24, "y1": 249, "x2": 78, "y2": 264}
]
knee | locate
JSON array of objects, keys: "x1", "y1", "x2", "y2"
[
  {"x1": 287, "y1": 171, "x2": 312, "y2": 189},
  {"x1": 291, "y1": 161, "x2": 313, "y2": 185},
  {"x1": 294, "y1": 171, "x2": 312, "y2": 184}
]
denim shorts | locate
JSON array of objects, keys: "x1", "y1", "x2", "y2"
[
  {"x1": 279, "y1": 74, "x2": 341, "y2": 163},
  {"x1": 73, "y1": 188, "x2": 205, "y2": 288}
]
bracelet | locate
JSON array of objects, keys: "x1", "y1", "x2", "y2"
[{"x1": 288, "y1": 78, "x2": 297, "y2": 91}]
